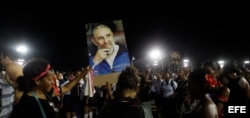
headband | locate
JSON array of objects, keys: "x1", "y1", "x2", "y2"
[{"x1": 32, "y1": 64, "x2": 51, "y2": 80}]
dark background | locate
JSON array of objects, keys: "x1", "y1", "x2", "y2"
[{"x1": 0, "y1": 2, "x2": 249, "y2": 71}]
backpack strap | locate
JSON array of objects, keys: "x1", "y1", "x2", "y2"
[
  {"x1": 130, "y1": 101, "x2": 145, "y2": 118},
  {"x1": 170, "y1": 79, "x2": 176, "y2": 92},
  {"x1": 161, "y1": 79, "x2": 176, "y2": 92},
  {"x1": 32, "y1": 91, "x2": 47, "y2": 118}
]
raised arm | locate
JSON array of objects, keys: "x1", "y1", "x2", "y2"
[{"x1": 53, "y1": 66, "x2": 90, "y2": 97}]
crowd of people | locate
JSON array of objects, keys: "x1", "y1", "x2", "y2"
[
  {"x1": 1, "y1": 48, "x2": 250, "y2": 118},
  {"x1": 0, "y1": 23, "x2": 250, "y2": 118}
]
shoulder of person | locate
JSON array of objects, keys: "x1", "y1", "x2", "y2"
[
  {"x1": 9, "y1": 62, "x2": 22, "y2": 68},
  {"x1": 202, "y1": 101, "x2": 218, "y2": 118},
  {"x1": 218, "y1": 85, "x2": 230, "y2": 94},
  {"x1": 5, "y1": 63, "x2": 22, "y2": 72},
  {"x1": 239, "y1": 77, "x2": 250, "y2": 89},
  {"x1": 5, "y1": 64, "x2": 23, "y2": 82}
]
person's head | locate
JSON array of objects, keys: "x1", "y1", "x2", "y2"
[
  {"x1": 73, "y1": 66, "x2": 83, "y2": 77},
  {"x1": 56, "y1": 72, "x2": 63, "y2": 80},
  {"x1": 222, "y1": 61, "x2": 240, "y2": 79},
  {"x1": 188, "y1": 68, "x2": 217, "y2": 98},
  {"x1": 115, "y1": 66, "x2": 140, "y2": 98},
  {"x1": 240, "y1": 66, "x2": 250, "y2": 80},
  {"x1": 155, "y1": 71, "x2": 163, "y2": 79},
  {"x1": 163, "y1": 70, "x2": 171, "y2": 80},
  {"x1": 177, "y1": 67, "x2": 189, "y2": 79},
  {"x1": 202, "y1": 60, "x2": 221, "y2": 78},
  {"x1": 0, "y1": 71, "x2": 5, "y2": 77},
  {"x1": 0, "y1": 48, "x2": 19, "y2": 67},
  {"x1": 92, "y1": 24, "x2": 115, "y2": 55},
  {"x1": 16, "y1": 58, "x2": 55, "y2": 93}
]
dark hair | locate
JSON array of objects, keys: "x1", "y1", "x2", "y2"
[
  {"x1": 16, "y1": 58, "x2": 50, "y2": 92},
  {"x1": 72, "y1": 66, "x2": 82, "y2": 73},
  {"x1": 188, "y1": 68, "x2": 209, "y2": 84},
  {"x1": 164, "y1": 70, "x2": 172, "y2": 76},
  {"x1": 222, "y1": 61, "x2": 241, "y2": 75},
  {"x1": 138, "y1": 73, "x2": 147, "y2": 87},
  {"x1": 115, "y1": 66, "x2": 140, "y2": 97},
  {"x1": 188, "y1": 68, "x2": 216, "y2": 92},
  {"x1": 202, "y1": 60, "x2": 221, "y2": 71}
]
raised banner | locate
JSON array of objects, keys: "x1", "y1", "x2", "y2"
[{"x1": 85, "y1": 20, "x2": 130, "y2": 85}]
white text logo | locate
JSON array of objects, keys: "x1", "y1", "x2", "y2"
[{"x1": 228, "y1": 106, "x2": 246, "y2": 113}]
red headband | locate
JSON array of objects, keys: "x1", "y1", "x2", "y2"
[{"x1": 32, "y1": 64, "x2": 51, "y2": 80}]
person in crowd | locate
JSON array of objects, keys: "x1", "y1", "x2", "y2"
[
  {"x1": 221, "y1": 61, "x2": 250, "y2": 118},
  {"x1": 10, "y1": 58, "x2": 90, "y2": 118},
  {"x1": 0, "y1": 48, "x2": 23, "y2": 118},
  {"x1": 61, "y1": 71, "x2": 78, "y2": 118},
  {"x1": 161, "y1": 70, "x2": 178, "y2": 118},
  {"x1": 175, "y1": 67, "x2": 190, "y2": 117},
  {"x1": 74, "y1": 67, "x2": 94, "y2": 118},
  {"x1": 150, "y1": 71, "x2": 164, "y2": 118},
  {"x1": 99, "y1": 66, "x2": 145, "y2": 118},
  {"x1": 140, "y1": 70, "x2": 163, "y2": 118},
  {"x1": 239, "y1": 66, "x2": 250, "y2": 84},
  {"x1": 56, "y1": 72, "x2": 65, "y2": 89},
  {"x1": 138, "y1": 69, "x2": 153, "y2": 118},
  {"x1": 0, "y1": 71, "x2": 5, "y2": 113},
  {"x1": 184, "y1": 68, "x2": 218, "y2": 118},
  {"x1": 89, "y1": 23, "x2": 130, "y2": 76},
  {"x1": 179, "y1": 92, "x2": 191, "y2": 118},
  {"x1": 202, "y1": 60, "x2": 230, "y2": 118},
  {"x1": 55, "y1": 71, "x2": 65, "y2": 112}
]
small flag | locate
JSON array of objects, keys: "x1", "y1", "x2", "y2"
[
  {"x1": 84, "y1": 70, "x2": 95, "y2": 97},
  {"x1": 132, "y1": 56, "x2": 135, "y2": 61},
  {"x1": 131, "y1": 56, "x2": 135, "y2": 67}
]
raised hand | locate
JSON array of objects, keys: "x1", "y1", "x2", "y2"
[{"x1": 93, "y1": 48, "x2": 112, "y2": 64}]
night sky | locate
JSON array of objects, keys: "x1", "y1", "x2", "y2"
[{"x1": 1, "y1": 2, "x2": 249, "y2": 71}]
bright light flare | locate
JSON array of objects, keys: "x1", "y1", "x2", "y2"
[
  {"x1": 150, "y1": 49, "x2": 161, "y2": 59},
  {"x1": 16, "y1": 45, "x2": 28, "y2": 54}
]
